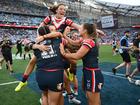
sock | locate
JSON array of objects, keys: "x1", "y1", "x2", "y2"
[
  {"x1": 74, "y1": 86, "x2": 78, "y2": 92},
  {"x1": 22, "y1": 74, "x2": 29, "y2": 83},
  {"x1": 28, "y1": 54, "x2": 31, "y2": 59},
  {"x1": 24, "y1": 54, "x2": 25, "y2": 60},
  {"x1": 68, "y1": 93, "x2": 74, "y2": 99}
]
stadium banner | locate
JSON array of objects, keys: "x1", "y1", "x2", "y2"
[{"x1": 101, "y1": 15, "x2": 114, "y2": 28}]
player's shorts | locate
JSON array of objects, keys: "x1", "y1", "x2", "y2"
[
  {"x1": 2, "y1": 52, "x2": 13, "y2": 64},
  {"x1": 36, "y1": 69, "x2": 64, "y2": 92},
  {"x1": 120, "y1": 52, "x2": 131, "y2": 63},
  {"x1": 83, "y1": 68, "x2": 104, "y2": 93},
  {"x1": 136, "y1": 55, "x2": 140, "y2": 71},
  {"x1": 24, "y1": 46, "x2": 30, "y2": 52},
  {"x1": 64, "y1": 60, "x2": 70, "y2": 70}
]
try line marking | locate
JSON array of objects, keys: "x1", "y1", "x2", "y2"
[
  {"x1": 102, "y1": 71, "x2": 140, "y2": 79},
  {"x1": 0, "y1": 72, "x2": 139, "y2": 86},
  {"x1": 0, "y1": 81, "x2": 20, "y2": 86}
]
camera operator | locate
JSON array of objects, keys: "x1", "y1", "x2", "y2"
[{"x1": 0, "y1": 36, "x2": 14, "y2": 74}]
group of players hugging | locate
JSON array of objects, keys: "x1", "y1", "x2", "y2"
[{"x1": 14, "y1": 3, "x2": 105, "y2": 105}]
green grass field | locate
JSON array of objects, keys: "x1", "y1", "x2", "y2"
[{"x1": 0, "y1": 45, "x2": 137, "y2": 105}]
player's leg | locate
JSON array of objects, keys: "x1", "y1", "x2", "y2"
[
  {"x1": 126, "y1": 62, "x2": 131, "y2": 77},
  {"x1": 16, "y1": 49, "x2": 20, "y2": 56},
  {"x1": 86, "y1": 91, "x2": 101, "y2": 105},
  {"x1": 63, "y1": 61, "x2": 81, "y2": 104},
  {"x1": 112, "y1": 62, "x2": 126, "y2": 75},
  {"x1": 23, "y1": 51, "x2": 26, "y2": 60},
  {"x1": 73, "y1": 75, "x2": 78, "y2": 95},
  {"x1": 15, "y1": 56, "x2": 37, "y2": 91},
  {"x1": 83, "y1": 69, "x2": 104, "y2": 105},
  {"x1": 58, "y1": 93, "x2": 64, "y2": 105},
  {"x1": 112, "y1": 52, "x2": 126, "y2": 74},
  {"x1": 70, "y1": 63, "x2": 78, "y2": 95},
  {"x1": 128, "y1": 56, "x2": 140, "y2": 83},
  {"x1": 0, "y1": 57, "x2": 4, "y2": 70},
  {"x1": 130, "y1": 68, "x2": 139, "y2": 78},
  {"x1": 64, "y1": 70, "x2": 81, "y2": 104},
  {"x1": 48, "y1": 90, "x2": 63, "y2": 105},
  {"x1": 41, "y1": 91, "x2": 49, "y2": 105},
  {"x1": 125, "y1": 53, "x2": 131, "y2": 77},
  {"x1": 6, "y1": 52, "x2": 14, "y2": 74},
  {"x1": 112, "y1": 47, "x2": 116, "y2": 56},
  {"x1": 28, "y1": 52, "x2": 31, "y2": 59},
  {"x1": 41, "y1": 90, "x2": 63, "y2": 105},
  {"x1": 19, "y1": 49, "x2": 22, "y2": 57}
]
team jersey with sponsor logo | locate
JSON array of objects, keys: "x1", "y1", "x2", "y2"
[
  {"x1": 34, "y1": 38, "x2": 65, "y2": 70},
  {"x1": 82, "y1": 39, "x2": 99, "y2": 69}
]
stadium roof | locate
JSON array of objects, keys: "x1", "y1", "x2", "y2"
[
  {"x1": 81, "y1": 0, "x2": 140, "y2": 16},
  {"x1": 24, "y1": 0, "x2": 140, "y2": 16}
]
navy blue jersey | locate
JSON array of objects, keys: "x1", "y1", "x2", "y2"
[
  {"x1": 82, "y1": 39, "x2": 99, "y2": 68},
  {"x1": 43, "y1": 15, "x2": 73, "y2": 33},
  {"x1": 34, "y1": 38, "x2": 65, "y2": 70},
  {"x1": 0, "y1": 40, "x2": 12, "y2": 53},
  {"x1": 120, "y1": 36, "x2": 129, "y2": 52}
]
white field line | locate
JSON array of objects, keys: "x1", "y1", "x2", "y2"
[
  {"x1": 102, "y1": 71, "x2": 140, "y2": 79},
  {"x1": 0, "y1": 81, "x2": 20, "y2": 86}
]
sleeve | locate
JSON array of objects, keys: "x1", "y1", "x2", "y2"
[
  {"x1": 65, "y1": 18, "x2": 73, "y2": 26},
  {"x1": 121, "y1": 39, "x2": 126, "y2": 46},
  {"x1": 82, "y1": 39, "x2": 95, "y2": 49},
  {"x1": 43, "y1": 16, "x2": 51, "y2": 25}
]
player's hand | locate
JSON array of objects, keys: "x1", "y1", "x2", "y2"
[
  {"x1": 63, "y1": 26, "x2": 71, "y2": 37},
  {"x1": 97, "y1": 29, "x2": 106, "y2": 37},
  {"x1": 36, "y1": 36, "x2": 44, "y2": 44},
  {"x1": 37, "y1": 45, "x2": 49, "y2": 52}
]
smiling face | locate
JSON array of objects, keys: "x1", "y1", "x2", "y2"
[{"x1": 56, "y1": 5, "x2": 66, "y2": 18}]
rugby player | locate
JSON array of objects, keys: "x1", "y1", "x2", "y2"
[{"x1": 60, "y1": 23, "x2": 104, "y2": 105}]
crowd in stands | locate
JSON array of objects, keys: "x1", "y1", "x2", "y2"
[
  {"x1": 0, "y1": 29, "x2": 37, "y2": 43},
  {"x1": 0, "y1": 13, "x2": 80, "y2": 26},
  {"x1": 0, "y1": 27, "x2": 139, "y2": 45},
  {"x1": 0, "y1": 13, "x2": 43, "y2": 26},
  {"x1": 0, "y1": 0, "x2": 79, "y2": 17},
  {"x1": 0, "y1": 0, "x2": 139, "y2": 45},
  {"x1": 0, "y1": 0, "x2": 49, "y2": 16}
]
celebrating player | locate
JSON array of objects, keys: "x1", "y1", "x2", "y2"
[
  {"x1": 128, "y1": 32, "x2": 140, "y2": 83},
  {"x1": 60, "y1": 23, "x2": 104, "y2": 105}
]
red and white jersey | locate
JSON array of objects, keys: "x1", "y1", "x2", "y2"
[{"x1": 43, "y1": 15, "x2": 73, "y2": 33}]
